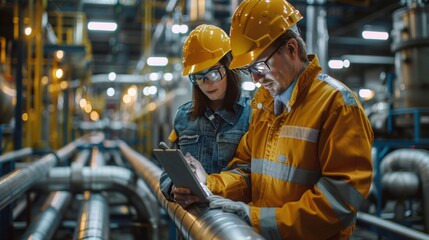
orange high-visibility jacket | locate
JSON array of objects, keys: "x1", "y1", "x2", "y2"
[{"x1": 207, "y1": 55, "x2": 374, "y2": 240}]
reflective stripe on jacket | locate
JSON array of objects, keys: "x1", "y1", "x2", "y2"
[{"x1": 207, "y1": 55, "x2": 374, "y2": 240}]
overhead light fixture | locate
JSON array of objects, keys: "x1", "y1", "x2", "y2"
[
  {"x1": 362, "y1": 30, "x2": 389, "y2": 40},
  {"x1": 172, "y1": 24, "x2": 189, "y2": 34},
  {"x1": 328, "y1": 60, "x2": 346, "y2": 69},
  {"x1": 88, "y1": 21, "x2": 117, "y2": 31},
  {"x1": 147, "y1": 57, "x2": 168, "y2": 66},
  {"x1": 83, "y1": 0, "x2": 118, "y2": 5}
]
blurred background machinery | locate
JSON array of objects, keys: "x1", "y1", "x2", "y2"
[{"x1": 1, "y1": 0, "x2": 429, "y2": 239}]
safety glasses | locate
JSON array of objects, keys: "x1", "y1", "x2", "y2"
[
  {"x1": 189, "y1": 66, "x2": 227, "y2": 86},
  {"x1": 241, "y1": 40, "x2": 286, "y2": 76}
]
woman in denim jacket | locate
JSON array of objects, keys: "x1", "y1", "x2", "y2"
[{"x1": 159, "y1": 24, "x2": 251, "y2": 205}]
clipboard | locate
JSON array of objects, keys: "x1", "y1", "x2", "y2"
[{"x1": 153, "y1": 148, "x2": 212, "y2": 202}]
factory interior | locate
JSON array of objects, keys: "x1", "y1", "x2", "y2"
[{"x1": 1, "y1": 0, "x2": 429, "y2": 239}]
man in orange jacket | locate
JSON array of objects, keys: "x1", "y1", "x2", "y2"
[{"x1": 172, "y1": 0, "x2": 374, "y2": 239}]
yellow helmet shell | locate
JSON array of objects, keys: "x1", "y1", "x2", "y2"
[
  {"x1": 182, "y1": 24, "x2": 231, "y2": 76},
  {"x1": 229, "y1": 0, "x2": 303, "y2": 69}
]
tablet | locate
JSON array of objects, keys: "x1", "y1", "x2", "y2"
[{"x1": 153, "y1": 148, "x2": 212, "y2": 202}]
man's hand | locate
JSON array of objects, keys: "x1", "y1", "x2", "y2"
[
  {"x1": 207, "y1": 195, "x2": 250, "y2": 224},
  {"x1": 184, "y1": 153, "x2": 207, "y2": 184}
]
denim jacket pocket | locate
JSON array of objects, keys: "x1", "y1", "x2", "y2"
[
  {"x1": 178, "y1": 134, "x2": 201, "y2": 161},
  {"x1": 217, "y1": 131, "x2": 245, "y2": 170}
]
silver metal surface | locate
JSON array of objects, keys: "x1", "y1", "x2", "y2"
[
  {"x1": 381, "y1": 148, "x2": 429, "y2": 232},
  {"x1": 0, "y1": 140, "x2": 77, "y2": 210},
  {"x1": 391, "y1": 5, "x2": 429, "y2": 108},
  {"x1": 73, "y1": 193, "x2": 109, "y2": 240},
  {"x1": 21, "y1": 191, "x2": 72, "y2": 240},
  {"x1": 118, "y1": 140, "x2": 264, "y2": 240}
]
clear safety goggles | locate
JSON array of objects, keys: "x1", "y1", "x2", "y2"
[
  {"x1": 241, "y1": 40, "x2": 286, "y2": 76},
  {"x1": 189, "y1": 66, "x2": 226, "y2": 86}
]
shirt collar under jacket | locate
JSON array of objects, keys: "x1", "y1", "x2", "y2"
[
  {"x1": 274, "y1": 77, "x2": 298, "y2": 113},
  {"x1": 251, "y1": 54, "x2": 322, "y2": 113}
]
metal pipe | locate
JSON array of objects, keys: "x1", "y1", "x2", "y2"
[
  {"x1": 0, "y1": 147, "x2": 32, "y2": 164},
  {"x1": 32, "y1": 166, "x2": 160, "y2": 227},
  {"x1": 73, "y1": 193, "x2": 109, "y2": 240},
  {"x1": 381, "y1": 148, "x2": 429, "y2": 232},
  {"x1": 118, "y1": 140, "x2": 264, "y2": 239},
  {"x1": 357, "y1": 212, "x2": 429, "y2": 240},
  {"x1": 21, "y1": 191, "x2": 72, "y2": 240},
  {"x1": 0, "y1": 140, "x2": 77, "y2": 210}
]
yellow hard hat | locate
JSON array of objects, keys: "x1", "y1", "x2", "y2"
[
  {"x1": 229, "y1": 0, "x2": 303, "y2": 69},
  {"x1": 182, "y1": 24, "x2": 231, "y2": 76}
]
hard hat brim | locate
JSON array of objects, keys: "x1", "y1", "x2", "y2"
[
  {"x1": 182, "y1": 56, "x2": 223, "y2": 76},
  {"x1": 229, "y1": 47, "x2": 265, "y2": 70}
]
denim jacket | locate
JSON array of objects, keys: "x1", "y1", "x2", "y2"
[
  {"x1": 173, "y1": 96, "x2": 251, "y2": 173},
  {"x1": 159, "y1": 96, "x2": 251, "y2": 200}
]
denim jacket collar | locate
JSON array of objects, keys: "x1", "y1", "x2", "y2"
[{"x1": 204, "y1": 98, "x2": 247, "y2": 125}]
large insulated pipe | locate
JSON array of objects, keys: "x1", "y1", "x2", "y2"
[
  {"x1": 118, "y1": 140, "x2": 264, "y2": 239},
  {"x1": 380, "y1": 148, "x2": 429, "y2": 232},
  {"x1": 73, "y1": 148, "x2": 109, "y2": 240},
  {"x1": 21, "y1": 191, "x2": 72, "y2": 240},
  {"x1": 32, "y1": 166, "x2": 159, "y2": 223},
  {"x1": 73, "y1": 193, "x2": 109, "y2": 240},
  {"x1": 0, "y1": 141, "x2": 77, "y2": 210}
]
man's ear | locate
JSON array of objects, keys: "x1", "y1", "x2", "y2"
[{"x1": 286, "y1": 38, "x2": 299, "y2": 56}]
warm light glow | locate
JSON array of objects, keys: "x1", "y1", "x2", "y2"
[
  {"x1": 22, "y1": 113, "x2": 29, "y2": 121},
  {"x1": 88, "y1": 21, "x2": 118, "y2": 31},
  {"x1": 55, "y1": 50, "x2": 64, "y2": 60},
  {"x1": 147, "y1": 57, "x2": 168, "y2": 66},
  {"x1": 55, "y1": 68, "x2": 64, "y2": 79},
  {"x1": 127, "y1": 86, "x2": 137, "y2": 97},
  {"x1": 362, "y1": 31, "x2": 389, "y2": 40},
  {"x1": 60, "y1": 81, "x2": 68, "y2": 89},
  {"x1": 80, "y1": 98, "x2": 87, "y2": 108},
  {"x1": 90, "y1": 111, "x2": 100, "y2": 121},
  {"x1": 24, "y1": 27, "x2": 32, "y2": 36},
  {"x1": 147, "y1": 102, "x2": 157, "y2": 111},
  {"x1": 84, "y1": 103, "x2": 92, "y2": 113},
  {"x1": 122, "y1": 94, "x2": 131, "y2": 103},
  {"x1": 41, "y1": 76, "x2": 49, "y2": 85}
]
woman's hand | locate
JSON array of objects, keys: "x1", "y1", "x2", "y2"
[{"x1": 172, "y1": 186, "x2": 201, "y2": 208}]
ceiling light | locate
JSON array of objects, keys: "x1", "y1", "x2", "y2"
[
  {"x1": 88, "y1": 21, "x2": 117, "y2": 31},
  {"x1": 83, "y1": 0, "x2": 118, "y2": 5},
  {"x1": 147, "y1": 57, "x2": 168, "y2": 66},
  {"x1": 328, "y1": 60, "x2": 344, "y2": 69},
  {"x1": 172, "y1": 24, "x2": 189, "y2": 34},
  {"x1": 362, "y1": 30, "x2": 389, "y2": 40}
]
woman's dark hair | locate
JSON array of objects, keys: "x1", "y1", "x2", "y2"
[{"x1": 191, "y1": 51, "x2": 242, "y2": 118}]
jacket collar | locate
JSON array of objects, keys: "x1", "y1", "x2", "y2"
[
  {"x1": 251, "y1": 54, "x2": 322, "y2": 112},
  {"x1": 205, "y1": 97, "x2": 248, "y2": 125}
]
